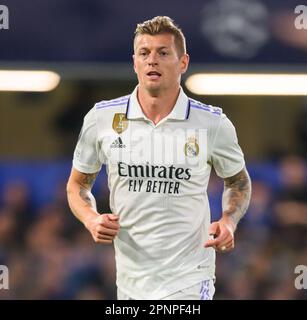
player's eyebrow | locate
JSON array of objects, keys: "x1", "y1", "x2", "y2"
[
  {"x1": 138, "y1": 46, "x2": 170, "y2": 51},
  {"x1": 157, "y1": 46, "x2": 169, "y2": 50}
]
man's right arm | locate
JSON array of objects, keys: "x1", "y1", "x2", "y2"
[{"x1": 66, "y1": 168, "x2": 119, "y2": 244}]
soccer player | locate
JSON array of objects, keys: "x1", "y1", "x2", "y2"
[{"x1": 66, "y1": 16, "x2": 252, "y2": 300}]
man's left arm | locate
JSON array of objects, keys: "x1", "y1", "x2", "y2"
[{"x1": 205, "y1": 167, "x2": 252, "y2": 252}]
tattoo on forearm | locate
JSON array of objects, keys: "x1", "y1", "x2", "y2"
[
  {"x1": 79, "y1": 186, "x2": 97, "y2": 209},
  {"x1": 81, "y1": 172, "x2": 98, "y2": 189},
  {"x1": 79, "y1": 187, "x2": 91, "y2": 205},
  {"x1": 222, "y1": 168, "x2": 252, "y2": 226}
]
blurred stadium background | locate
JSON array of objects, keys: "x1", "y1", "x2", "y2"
[{"x1": 1, "y1": 0, "x2": 307, "y2": 299}]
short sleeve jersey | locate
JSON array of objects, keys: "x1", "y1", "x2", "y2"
[{"x1": 73, "y1": 86, "x2": 245, "y2": 299}]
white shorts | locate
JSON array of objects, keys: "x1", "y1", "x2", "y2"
[{"x1": 117, "y1": 279, "x2": 215, "y2": 300}]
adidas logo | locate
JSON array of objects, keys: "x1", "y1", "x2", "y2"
[{"x1": 110, "y1": 137, "x2": 126, "y2": 148}]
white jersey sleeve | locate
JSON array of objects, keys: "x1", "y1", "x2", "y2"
[
  {"x1": 211, "y1": 114, "x2": 245, "y2": 178},
  {"x1": 72, "y1": 106, "x2": 104, "y2": 174}
]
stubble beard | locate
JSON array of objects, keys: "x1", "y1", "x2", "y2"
[{"x1": 145, "y1": 82, "x2": 163, "y2": 97}]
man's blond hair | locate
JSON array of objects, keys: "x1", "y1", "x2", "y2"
[{"x1": 134, "y1": 16, "x2": 186, "y2": 57}]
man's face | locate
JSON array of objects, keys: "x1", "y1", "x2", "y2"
[{"x1": 133, "y1": 33, "x2": 189, "y2": 95}]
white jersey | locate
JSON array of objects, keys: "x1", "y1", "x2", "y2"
[{"x1": 73, "y1": 86, "x2": 245, "y2": 299}]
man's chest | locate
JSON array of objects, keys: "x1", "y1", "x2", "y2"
[{"x1": 100, "y1": 120, "x2": 208, "y2": 171}]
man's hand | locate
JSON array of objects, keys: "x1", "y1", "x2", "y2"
[
  {"x1": 204, "y1": 216, "x2": 235, "y2": 253},
  {"x1": 85, "y1": 213, "x2": 120, "y2": 244},
  {"x1": 204, "y1": 167, "x2": 251, "y2": 253}
]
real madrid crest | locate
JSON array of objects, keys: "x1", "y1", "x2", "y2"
[
  {"x1": 112, "y1": 113, "x2": 128, "y2": 134},
  {"x1": 184, "y1": 136, "x2": 199, "y2": 157}
]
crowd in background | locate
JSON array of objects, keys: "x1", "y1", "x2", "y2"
[{"x1": 0, "y1": 154, "x2": 307, "y2": 300}]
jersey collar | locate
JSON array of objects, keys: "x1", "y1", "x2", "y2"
[{"x1": 126, "y1": 86, "x2": 190, "y2": 121}]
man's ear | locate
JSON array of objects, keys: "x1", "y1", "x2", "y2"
[
  {"x1": 180, "y1": 54, "x2": 190, "y2": 74},
  {"x1": 132, "y1": 54, "x2": 137, "y2": 74}
]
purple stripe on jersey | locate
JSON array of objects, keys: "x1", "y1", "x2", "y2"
[
  {"x1": 200, "y1": 280, "x2": 210, "y2": 300},
  {"x1": 200, "y1": 281, "x2": 205, "y2": 296},
  {"x1": 96, "y1": 102, "x2": 128, "y2": 109},
  {"x1": 190, "y1": 104, "x2": 211, "y2": 112},
  {"x1": 190, "y1": 104, "x2": 222, "y2": 115},
  {"x1": 97, "y1": 98, "x2": 129, "y2": 107},
  {"x1": 189, "y1": 99, "x2": 222, "y2": 115},
  {"x1": 105, "y1": 95, "x2": 130, "y2": 104},
  {"x1": 96, "y1": 96, "x2": 130, "y2": 108},
  {"x1": 189, "y1": 99, "x2": 204, "y2": 105}
]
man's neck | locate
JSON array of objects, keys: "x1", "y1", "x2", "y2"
[{"x1": 137, "y1": 86, "x2": 180, "y2": 125}]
